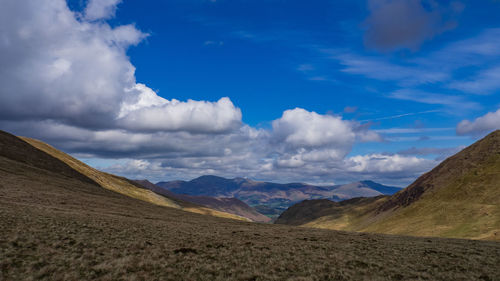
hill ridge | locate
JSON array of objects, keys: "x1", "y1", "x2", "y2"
[
  {"x1": 1, "y1": 131, "x2": 247, "y2": 221},
  {"x1": 276, "y1": 130, "x2": 500, "y2": 240}
]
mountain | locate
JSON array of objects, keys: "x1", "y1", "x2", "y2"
[
  {"x1": 276, "y1": 130, "x2": 500, "y2": 241},
  {"x1": 2, "y1": 129, "x2": 499, "y2": 280},
  {"x1": 157, "y1": 176, "x2": 400, "y2": 219},
  {"x1": 16, "y1": 132, "x2": 247, "y2": 221},
  {"x1": 134, "y1": 180, "x2": 271, "y2": 223}
]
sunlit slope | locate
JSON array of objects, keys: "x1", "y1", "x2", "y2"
[
  {"x1": 361, "y1": 130, "x2": 500, "y2": 240},
  {"x1": 284, "y1": 130, "x2": 500, "y2": 240},
  {"x1": 20, "y1": 136, "x2": 247, "y2": 221}
]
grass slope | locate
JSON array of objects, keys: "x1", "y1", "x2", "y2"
[
  {"x1": 282, "y1": 131, "x2": 500, "y2": 241},
  {"x1": 19, "y1": 135, "x2": 246, "y2": 221},
  {"x1": 276, "y1": 196, "x2": 388, "y2": 227},
  {"x1": 1, "y1": 134, "x2": 499, "y2": 280}
]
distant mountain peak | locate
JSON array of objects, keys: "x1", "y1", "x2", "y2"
[{"x1": 192, "y1": 175, "x2": 225, "y2": 181}]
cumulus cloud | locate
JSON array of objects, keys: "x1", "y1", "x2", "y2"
[
  {"x1": 0, "y1": 0, "x2": 240, "y2": 134},
  {"x1": 0, "y1": 0, "x2": 136, "y2": 128},
  {"x1": 270, "y1": 108, "x2": 382, "y2": 169},
  {"x1": 118, "y1": 86, "x2": 242, "y2": 133},
  {"x1": 364, "y1": 0, "x2": 463, "y2": 51},
  {"x1": 272, "y1": 108, "x2": 356, "y2": 149},
  {"x1": 456, "y1": 109, "x2": 500, "y2": 136}
]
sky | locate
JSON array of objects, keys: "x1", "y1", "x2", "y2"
[{"x1": 1, "y1": 0, "x2": 500, "y2": 186}]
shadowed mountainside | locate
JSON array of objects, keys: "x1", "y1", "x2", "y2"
[
  {"x1": 134, "y1": 180, "x2": 270, "y2": 223},
  {"x1": 276, "y1": 130, "x2": 500, "y2": 241},
  {"x1": 275, "y1": 196, "x2": 387, "y2": 226},
  {"x1": 1, "y1": 130, "x2": 499, "y2": 280}
]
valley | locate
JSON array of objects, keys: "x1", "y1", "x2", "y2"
[
  {"x1": 0, "y1": 130, "x2": 499, "y2": 280},
  {"x1": 157, "y1": 176, "x2": 401, "y2": 220}
]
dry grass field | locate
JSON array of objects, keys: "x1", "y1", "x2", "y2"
[{"x1": 1, "y1": 131, "x2": 499, "y2": 280}]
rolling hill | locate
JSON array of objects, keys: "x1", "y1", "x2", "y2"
[
  {"x1": 157, "y1": 176, "x2": 400, "y2": 218},
  {"x1": 276, "y1": 130, "x2": 500, "y2": 241},
  {"x1": 16, "y1": 132, "x2": 247, "y2": 221},
  {"x1": 1, "y1": 129, "x2": 499, "y2": 280}
]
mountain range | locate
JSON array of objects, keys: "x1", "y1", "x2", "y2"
[
  {"x1": 156, "y1": 176, "x2": 401, "y2": 219},
  {"x1": 134, "y1": 179, "x2": 271, "y2": 223},
  {"x1": 276, "y1": 130, "x2": 500, "y2": 240}
]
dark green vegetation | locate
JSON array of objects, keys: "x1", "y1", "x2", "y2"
[
  {"x1": 1, "y1": 131, "x2": 500, "y2": 280},
  {"x1": 157, "y1": 175, "x2": 400, "y2": 219},
  {"x1": 277, "y1": 131, "x2": 500, "y2": 241}
]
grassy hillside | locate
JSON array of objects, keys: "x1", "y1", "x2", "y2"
[
  {"x1": 1, "y1": 131, "x2": 499, "y2": 280},
  {"x1": 19, "y1": 135, "x2": 246, "y2": 221},
  {"x1": 279, "y1": 130, "x2": 500, "y2": 241},
  {"x1": 275, "y1": 196, "x2": 388, "y2": 226}
]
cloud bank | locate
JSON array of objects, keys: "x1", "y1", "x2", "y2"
[{"x1": 0, "y1": 0, "x2": 437, "y2": 185}]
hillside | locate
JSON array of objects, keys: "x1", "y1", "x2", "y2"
[
  {"x1": 277, "y1": 130, "x2": 500, "y2": 241},
  {"x1": 1, "y1": 130, "x2": 499, "y2": 280},
  {"x1": 157, "y1": 176, "x2": 400, "y2": 218},
  {"x1": 18, "y1": 134, "x2": 246, "y2": 221},
  {"x1": 275, "y1": 196, "x2": 388, "y2": 226},
  {"x1": 134, "y1": 180, "x2": 270, "y2": 223}
]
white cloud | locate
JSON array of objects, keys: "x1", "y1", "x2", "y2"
[
  {"x1": 456, "y1": 108, "x2": 500, "y2": 135},
  {"x1": 272, "y1": 108, "x2": 356, "y2": 149},
  {"x1": 0, "y1": 0, "x2": 136, "y2": 127},
  {"x1": 118, "y1": 87, "x2": 242, "y2": 133},
  {"x1": 84, "y1": 0, "x2": 122, "y2": 21},
  {"x1": 0, "y1": 0, "x2": 239, "y2": 135},
  {"x1": 346, "y1": 154, "x2": 436, "y2": 174}
]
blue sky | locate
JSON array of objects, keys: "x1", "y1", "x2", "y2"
[{"x1": 1, "y1": 0, "x2": 500, "y2": 186}]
